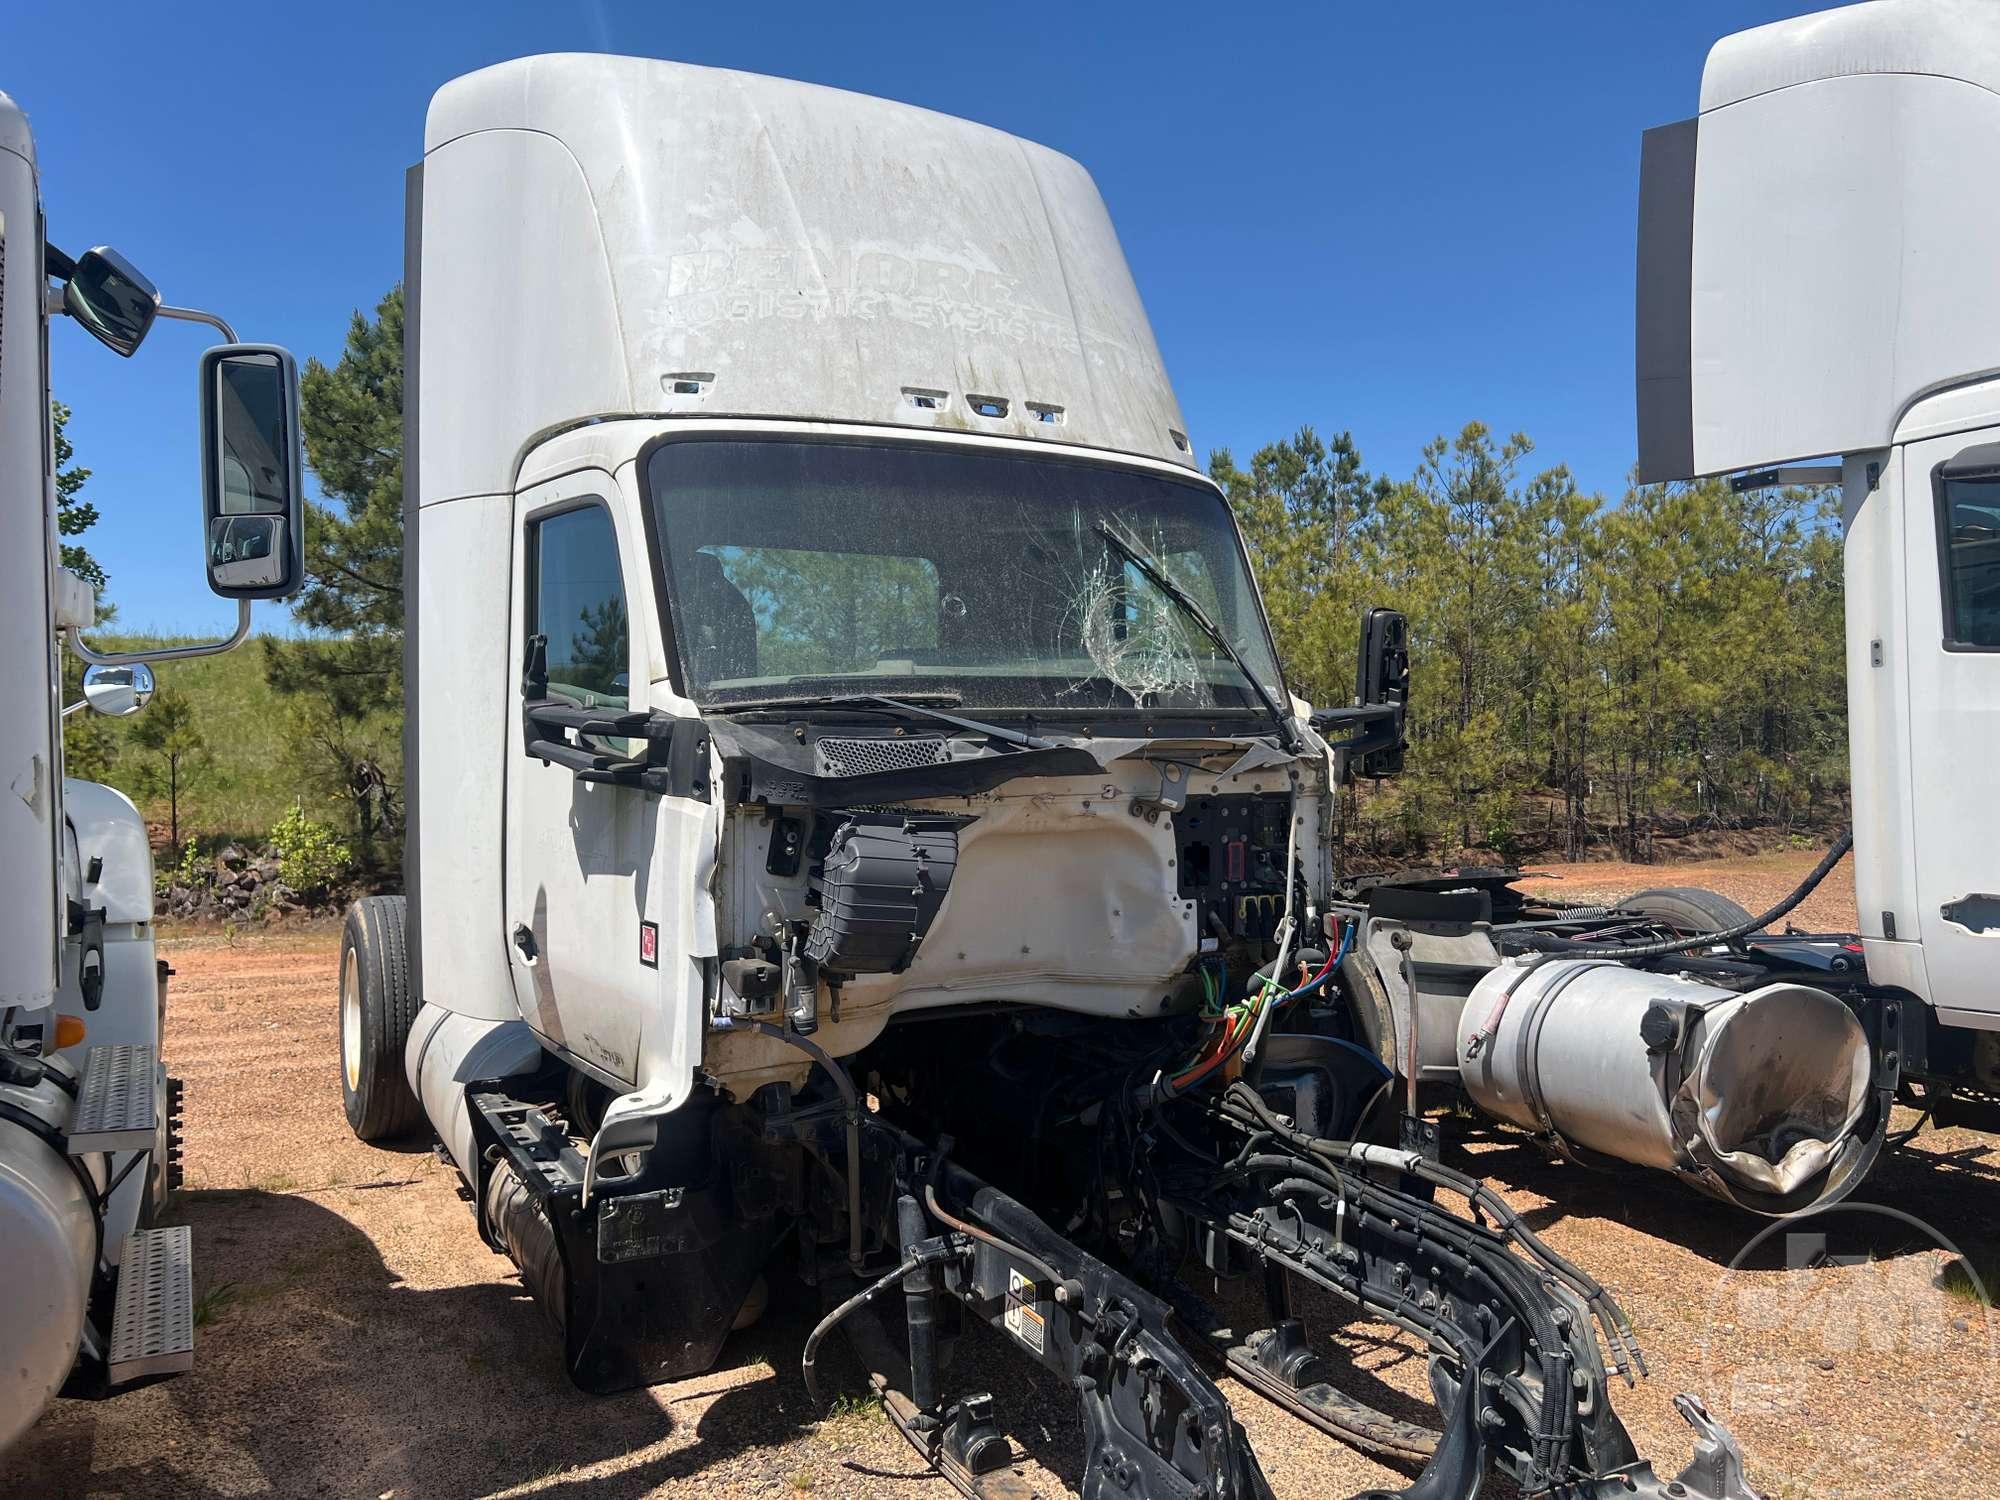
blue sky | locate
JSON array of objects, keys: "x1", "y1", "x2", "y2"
[{"x1": 5, "y1": 0, "x2": 1816, "y2": 635}]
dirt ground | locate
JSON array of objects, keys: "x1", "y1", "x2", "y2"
[
  {"x1": 9, "y1": 852, "x2": 1998, "y2": 1499},
  {"x1": 1516, "y1": 845, "x2": 1860, "y2": 933}
]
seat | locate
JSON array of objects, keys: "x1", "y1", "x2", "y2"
[{"x1": 682, "y1": 551, "x2": 758, "y2": 686}]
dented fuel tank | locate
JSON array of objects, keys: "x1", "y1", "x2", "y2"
[{"x1": 1458, "y1": 959, "x2": 1875, "y2": 1214}]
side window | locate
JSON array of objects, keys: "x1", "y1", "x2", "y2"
[
  {"x1": 528, "y1": 504, "x2": 630, "y2": 713},
  {"x1": 1936, "y1": 458, "x2": 2000, "y2": 651}
]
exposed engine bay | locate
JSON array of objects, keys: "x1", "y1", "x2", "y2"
[{"x1": 458, "y1": 759, "x2": 1762, "y2": 1500}]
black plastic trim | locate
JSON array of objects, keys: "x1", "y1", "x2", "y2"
[{"x1": 1635, "y1": 117, "x2": 1698, "y2": 485}]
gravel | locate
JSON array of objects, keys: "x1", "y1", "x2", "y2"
[{"x1": 9, "y1": 854, "x2": 1997, "y2": 1498}]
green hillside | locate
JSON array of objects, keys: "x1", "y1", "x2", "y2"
[{"x1": 66, "y1": 635, "x2": 299, "y2": 844}]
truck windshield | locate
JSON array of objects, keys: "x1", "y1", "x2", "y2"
[{"x1": 643, "y1": 436, "x2": 1286, "y2": 718}]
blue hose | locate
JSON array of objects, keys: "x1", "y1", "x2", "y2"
[
  {"x1": 1271, "y1": 918, "x2": 1355, "y2": 1005},
  {"x1": 1269, "y1": 920, "x2": 1392, "y2": 1080},
  {"x1": 1315, "y1": 1033, "x2": 1395, "y2": 1080}
]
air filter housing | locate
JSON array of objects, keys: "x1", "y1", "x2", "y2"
[{"x1": 804, "y1": 815, "x2": 959, "y2": 974}]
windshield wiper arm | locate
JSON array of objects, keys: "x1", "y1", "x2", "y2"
[
  {"x1": 721, "y1": 692, "x2": 1054, "y2": 751},
  {"x1": 1093, "y1": 520, "x2": 1303, "y2": 753}
]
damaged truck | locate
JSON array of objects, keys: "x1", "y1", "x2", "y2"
[{"x1": 332, "y1": 54, "x2": 1770, "y2": 1500}]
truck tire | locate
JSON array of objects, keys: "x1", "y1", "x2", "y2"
[
  {"x1": 1619, "y1": 885, "x2": 1758, "y2": 935},
  {"x1": 340, "y1": 895, "x2": 423, "y2": 1140}
]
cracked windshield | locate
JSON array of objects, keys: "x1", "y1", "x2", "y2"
[{"x1": 645, "y1": 437, "x2": 1284, "y2": 717}]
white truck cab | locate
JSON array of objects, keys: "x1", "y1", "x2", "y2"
[{"x1": 392, "y1": 54, "x2": 1323, "y2": 1163}]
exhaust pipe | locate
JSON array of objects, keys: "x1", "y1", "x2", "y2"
[{"x1": 1457, "y1": 959, "x2": 1874, "y2": 1214}]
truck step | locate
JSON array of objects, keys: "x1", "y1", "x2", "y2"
[
  {"x1": 1935, "y1": 1088, "x2": 2000, "y2": 1135},
  {"x1": 68, "y1": 1044, "x2": 157, "y2": 1153},
  {"x1": 107, "y1": 1225, "x2": 195, "y2": 1384}
]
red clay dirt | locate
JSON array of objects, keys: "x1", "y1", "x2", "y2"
[{"x1": 7, "y1": 852, "x2": 1997, "y2": 1498}]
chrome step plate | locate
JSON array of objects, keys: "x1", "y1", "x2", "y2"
[
  {"x1": 107, "y1": 1225, "x2": 195, "y2": 1384},
  {"x1": 69, "y1": 1043, "x2": 157, "y2": 1153}
]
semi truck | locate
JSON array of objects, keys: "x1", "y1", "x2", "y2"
[
  {"x1": 1318, "y1": 0, "x2": 2000, "y2": 1223},
  {"x1": 0, "y1": 89, "x2": 305, "y2": 1450},
  {"x1": 336, "y1": 55, "x2": 1761, "y2": 1500},
  {"x1": 1635, "y1": 0, "x2": 2000, "y2": 1119}
]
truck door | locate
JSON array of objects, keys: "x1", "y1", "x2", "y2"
[
  {"x1": 1903, "y1": 430, "x2": 2000, "y2": 1020},
  {"x1": 504, "y1": 473, "x2": 710, "y2": 1092}
]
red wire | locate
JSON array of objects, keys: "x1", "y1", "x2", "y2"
[
  {"x1": 1173, "y1": 948, "x2": 1336, "y2": 1088},
  {"x1": 1283, "y1": 949, "x2": 1337, "y2": 1007},
  {"x1": 1174, "y1": 1013, "x2": 1239, "y2": 1088}
]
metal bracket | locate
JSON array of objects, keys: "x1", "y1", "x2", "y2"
[
  {"x1": 1669, "y1": 1393, "x2": 1764, "y2": 1500},
  {"x1": 68, "y1": 598, "x2": 252, "y2": 668},
  {"x1": 1129, "y1": 759, "x2": 1188, "y2": 819}
]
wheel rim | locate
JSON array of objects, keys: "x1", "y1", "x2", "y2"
[{"x1": 341, "y1": 952, "x2": 363, "y2": 1093}]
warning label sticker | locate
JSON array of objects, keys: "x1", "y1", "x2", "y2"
[{"x1": 1003, "y1": 1267, "x2": 1046, "y2": 1356}]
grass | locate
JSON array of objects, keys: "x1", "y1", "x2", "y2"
[
  {"x1": 192, "y1": 1280, "x2": 240, "y2": 1328},
  {"x1": 821, "y1": 1392, "x2": 881, "y2": 1423},
  {"x1": 68, "y1": 632, "x2": 297, "y2": 841},
  {"x1": 1938, "y1": 1253, "x2": 2000, "y2": 1308}
]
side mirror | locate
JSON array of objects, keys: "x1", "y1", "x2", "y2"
[
  {"x1": 200, "y1": 344, "x2": 304, "y2": 599},
  {"x1": 64, "y1": 247, "x2": 161, "y2": 357},
  {"x1": 81, "y1": 662, "x2": 155, "y2": 718},
  {"x1": 1309, "y1": 606, "x2": 1410, "y2": 780},
  {"x1": 1352, "y1": 606, "x2": 1409, "y2": 777}
]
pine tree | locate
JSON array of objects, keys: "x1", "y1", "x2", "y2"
[
  {"x1": 264, "y1": 287, "x2": 405, "y2": 863},
  {"x1": 128, "y1": 689, "x2": 211, "y2": 850},
  {"x1": 53, "y1": 400, "x2": 106, "y2": 592},
  {"x1": 264, "y1": 286, "x2": 404, "y2": 718}
]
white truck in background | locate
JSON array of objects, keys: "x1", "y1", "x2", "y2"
[
  {"x1": 334, "y1": 55, "x2": 1758, "y2": 1500},
  {"x1": 1621, "y1": 0, "x2": 2000, "y2": 1130},
  {"x1": 0, "y1": 89, "x2": 305, "y2": 1451}
]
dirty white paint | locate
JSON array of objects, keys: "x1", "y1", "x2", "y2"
[
  {"x1": 0, "y1": 93, "x2": 63, "y2": 1010},
  {"x1": 417, "y1": 54, "x2": 1194, "y2": 505}
]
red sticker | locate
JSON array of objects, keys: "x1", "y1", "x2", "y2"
[{"x1": 639, "y1": 921, "x2": 659, "y2": 969}]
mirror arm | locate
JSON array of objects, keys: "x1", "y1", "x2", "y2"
[
  {"x1": 61, "y1": 699, "x2": 89, "y2": 719},
  {"x1": 65, "y1": 597, "x2": 252, "y2": 666},
  {"x1": 155, "y1": 304, "x2": 240, "y2": 343}
]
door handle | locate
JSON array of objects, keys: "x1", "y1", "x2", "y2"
[{"x1": 512, "y1": 923, "x2": 540, "y2": 963}]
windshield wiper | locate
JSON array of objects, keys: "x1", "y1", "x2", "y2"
[
  {"x1": 718, "y1": 692, "x2": 1054, "y2": 751},
  {"x1": 1093, "y1": 520, "x2": 1304, "y2": 753}
]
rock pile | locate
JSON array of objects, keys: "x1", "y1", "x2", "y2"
[{"x1": 155, "y1": 842, "x2": 312, "y2": 922}]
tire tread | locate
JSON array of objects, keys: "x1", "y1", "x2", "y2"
[
  {"x1": 1619, "y1": 885, "x2": 1758, "y2": 934},
  {"x1": 343, "y1": 894, "x2": 424, "y2": 1140}
]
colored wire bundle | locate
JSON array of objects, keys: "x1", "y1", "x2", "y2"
[{"x1": 1165, "y1": 919, "x2": 1355, "y2": 1094}]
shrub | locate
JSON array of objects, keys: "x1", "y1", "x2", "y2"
[
  {"x1": 154, "y1": 840, "x2": 214, "y2": 899},
  {"x1": 270, "y1": 803, "x2": 353, "y2": 899}
]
